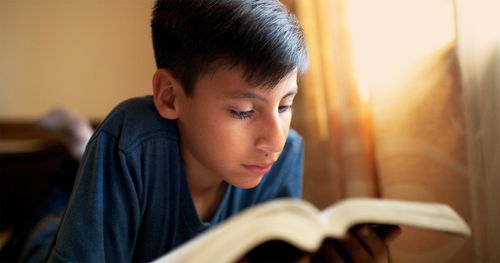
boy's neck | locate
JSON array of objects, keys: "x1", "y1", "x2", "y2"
[
  {"x1": 189, "y1": 179, "x2": 228, "y2": 222},
  {"x1": 180, "y1": 141, "x2": 230, "y2": 221}
]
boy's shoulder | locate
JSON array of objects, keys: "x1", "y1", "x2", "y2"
[
  {"x1": 284, "y1": 128, "x2": 303, "y2": 156},
  {"x1": 93, "y1": 96, "x2": 179, "y2": 150},
  {"x1": 286, "y1": 128, "x2": 303, "y2": 145}
]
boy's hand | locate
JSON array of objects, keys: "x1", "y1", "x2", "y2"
[{"x1": 315, "y1": 224, "x2": 402, "y2": 263}]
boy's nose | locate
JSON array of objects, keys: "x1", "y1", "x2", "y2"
[{"x1": 255, "y1": 113, "x2": 286, "y2": 154}]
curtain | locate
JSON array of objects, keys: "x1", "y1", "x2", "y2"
[
  {"x1": 455, "y1": 0, "x2": 500, "y2": 261},
  {"x1": 285, "y1": 0, "x2": 487, "y2": 261},
  {"x1": 289, "y1": 0, "x2": 379, "y2": 210}
]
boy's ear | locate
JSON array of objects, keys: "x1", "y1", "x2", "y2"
[{"x1": 153, "y1": 69, "x2": 181, "y2": 120}]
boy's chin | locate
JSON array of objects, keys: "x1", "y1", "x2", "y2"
[{"x1": 229, "y1": 177, "x2": 264, "y2": 190}]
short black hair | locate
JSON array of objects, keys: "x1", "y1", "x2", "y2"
[{"x1": 151, "y1": 0, "x2": 309, "y2": 96}]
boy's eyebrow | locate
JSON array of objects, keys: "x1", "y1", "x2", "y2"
[{"x1": 226, "y1": 86, "x2": 298, "y2": 101}]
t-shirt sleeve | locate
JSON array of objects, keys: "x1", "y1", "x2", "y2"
[
  {"x1": 47, "y1": 131, "x2": 142, "y2": 263},
  {"x1": 276, "y1": 131, "x2": 304, "y2": 199}
]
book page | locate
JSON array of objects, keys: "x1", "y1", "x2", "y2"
[
  {"x1": 319, "y1": 198, "x2": 471, "y2": 238},
  {"x1": 154, "y1": 198, "x2": 471, "y2": 263},
  {"x1": 155, "y1": 199, "x2": 326, "y2": 263}
]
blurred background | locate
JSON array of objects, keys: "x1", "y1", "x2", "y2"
[{"x1": 1, "y1": 0, "x2": 499, "y2": 262}]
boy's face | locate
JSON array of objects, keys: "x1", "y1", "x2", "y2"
[{"x1": 175, "y1": 67, "x2": 297, "y2": 189}]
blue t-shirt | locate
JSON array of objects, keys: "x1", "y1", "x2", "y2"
[{"x1": 47, "y1": 96, "x2": 304, "y2": 262}]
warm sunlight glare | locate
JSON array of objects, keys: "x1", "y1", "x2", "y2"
[
  {"x1": 456, "y1": 0, "x2": 500, "y2": 69},
  {"x1": 345, "y1": 0, "x2": 455, "y2": 104}
]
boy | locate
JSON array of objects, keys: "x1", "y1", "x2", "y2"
[
  {"x1": 46, "y1": 1, "x2": 307, "y2": 261},
  {"x1": 18, "y1": 0, "x2": 398, "y2": 262}
]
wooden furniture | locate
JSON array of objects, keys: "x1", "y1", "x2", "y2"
[{"x1": 0, "y1": 122, "x2": 71, "y2": 231}]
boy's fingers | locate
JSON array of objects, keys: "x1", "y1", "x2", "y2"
[
  {"x1": 316, "y1": 225, "x2": 399, "y2": 263},
  {"x1": 354, "y1": 225, "x2": 389, "y2": 263},
  {"x1": 382, "y1": 226, "x2": 402, "y2": 243},
  {"x1": 316, "y1": 239, "x2": 345, "y2": 262},
  {"x1": 336, "y1": 232, "x2": 373, "y2": 262},
  {"x1": 370, "y1": 224, "x2": 402, "y2": 243}
]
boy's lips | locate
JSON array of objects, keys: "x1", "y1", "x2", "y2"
[{"x1": 242, "y1": 162, "x2": 275, "y2": 174}]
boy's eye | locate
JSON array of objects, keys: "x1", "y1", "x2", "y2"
[
  {"x1": 278, "y1": 105, "x2": 293, "y2": 113},
  {"x1": 230, "y1": 110, "x2": 254, "y2": 120}
]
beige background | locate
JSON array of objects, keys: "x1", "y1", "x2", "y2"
[{"x1": 0, "y1": 0, "x2": 156, "y2": 120}]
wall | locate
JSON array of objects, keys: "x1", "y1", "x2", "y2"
[{"x1": 0, "y1": 0, "x2": 156, "y2": 120}]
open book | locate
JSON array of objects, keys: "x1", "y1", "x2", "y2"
[{"x1": 153, "y1": 198, "x2": 471, "y2": 263}]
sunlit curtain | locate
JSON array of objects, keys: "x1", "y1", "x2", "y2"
[
  {"x1": 456, "y1": 0, "x2": 500, "y2": 262},
  {"x1": 288, "y1": 0, "x2": 379, "y2": 210},
  {"x1": 285, "y1": 0, "x2": 483, "y2": 262}
]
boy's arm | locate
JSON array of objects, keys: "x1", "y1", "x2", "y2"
[{"x1": 47, "y1": 131, "x2": 141, "y2": 262}]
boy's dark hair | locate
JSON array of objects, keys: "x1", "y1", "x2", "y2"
[{"x1": 151, "y1": 0, "x2": 309, "y2": 96}]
